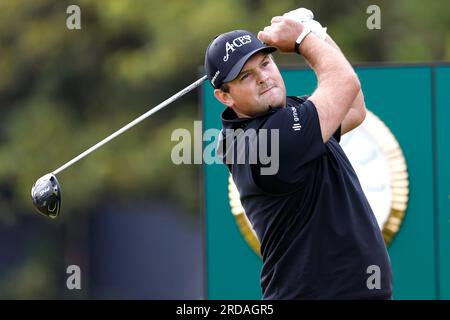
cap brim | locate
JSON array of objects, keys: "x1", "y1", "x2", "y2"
[{"x1": 222, "y1": 46, "x2": 277, "y2": 84}]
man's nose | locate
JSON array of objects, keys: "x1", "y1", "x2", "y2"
[{"x1": 257, "y1": 69, "x2": 269, "y2": 84}]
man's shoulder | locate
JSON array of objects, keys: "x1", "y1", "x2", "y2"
[{"x1": 262, "y1": 95, "x2": 314, "y2": 127}]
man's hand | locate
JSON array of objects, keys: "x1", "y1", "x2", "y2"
[
  {"x1": 284, "y1": 8, "x2": 314, "y2": 21},
  {"x1": 283, "y1": 8, "x2": 327, "y2": 40},
  {"x1": 257, "y1": 16, "x2": 306, "y2": 53}
]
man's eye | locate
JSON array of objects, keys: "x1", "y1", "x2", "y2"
[
  {"x1": 240, "y1": 73, "x2": 249, "y2": 80},
  {"x1": 262, "y1": 61, "x2": 270, "y2": 67}
]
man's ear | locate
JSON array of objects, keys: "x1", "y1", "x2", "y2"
[{"x1": 214, "y1": 89, "x2": 234, "y2": 108}]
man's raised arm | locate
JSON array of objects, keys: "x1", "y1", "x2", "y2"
[
  {"x1": 258, "y1": 16, "x2": 360, "y2": 142},
  {"x1": 323, "y1": 35, "x2": 366, "y2": 136}
]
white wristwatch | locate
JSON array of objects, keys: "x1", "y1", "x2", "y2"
[{"x1": 294, "y1": 26, "x2": 312, "y2": 54}]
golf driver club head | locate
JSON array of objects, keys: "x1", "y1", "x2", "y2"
[{"x1": 31, "y1": 173, "x2": 61, "y2": 218}]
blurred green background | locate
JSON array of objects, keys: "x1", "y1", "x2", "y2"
[{"x1": 0, "y1": 0, "x2": 449, "y2": 299}]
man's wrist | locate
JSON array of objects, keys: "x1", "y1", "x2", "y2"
[{"x1": 294, "y1": 26, "x2": 312, "y2": 54}]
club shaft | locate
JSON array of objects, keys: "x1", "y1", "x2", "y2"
[{"x1": 52, "y1": 75, "x2": 208, "y2": 176}]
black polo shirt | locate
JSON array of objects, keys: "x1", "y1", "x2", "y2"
[{"x1": 217, "y1": 96, "x2": 393, "y2": 299}]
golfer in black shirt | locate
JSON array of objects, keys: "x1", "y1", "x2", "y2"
[{"x1": 204, "y1": 10, "x2": 393, "y2": 299}]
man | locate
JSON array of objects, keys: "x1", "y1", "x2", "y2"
[{"x1": 204, "y1": 10, "x2": 393, "y2": 299}]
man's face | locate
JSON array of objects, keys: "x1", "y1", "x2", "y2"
[{"x1": 215, "y1": 52, "x2": 286, "y2": 118}]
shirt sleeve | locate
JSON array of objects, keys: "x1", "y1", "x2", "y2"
[{"x1": 256, "y1": 99, "x2": 326, "y2": 188}]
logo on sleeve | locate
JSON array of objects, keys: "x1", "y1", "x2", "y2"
[{"x1": 291, "y1": 107, "x2": 302, "y2": 131}]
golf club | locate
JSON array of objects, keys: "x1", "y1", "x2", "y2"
[{"x1": 31, "y1": 75, "x2": 208, "y2": 218}]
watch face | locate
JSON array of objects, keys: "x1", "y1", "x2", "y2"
[{"x1": 229, "y1": 110, "x2": 409, "y2": 255}]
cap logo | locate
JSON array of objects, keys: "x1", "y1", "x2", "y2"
[
  {"x1": 211, "y1": 70, "x2": 220, "y2": 87},
  {"x1": 223, "y1": 35, "x2": 252, "y2": 62}
]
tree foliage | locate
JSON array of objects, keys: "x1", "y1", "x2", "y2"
[{"x1": 0, "y1": 0, "x2": 448, "y2": 223}]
